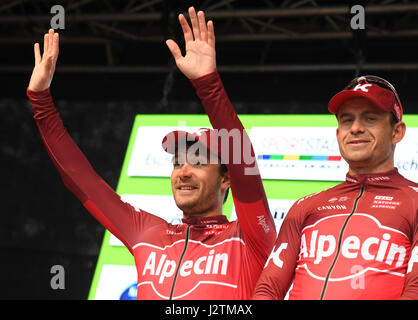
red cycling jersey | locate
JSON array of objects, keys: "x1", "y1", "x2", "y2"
[
  {"x1": 27, "y1": 71, "x2": 276, "y2": 300},
  {"x1": 254, "y1": 169, "x2": 418, "y2": 299}
]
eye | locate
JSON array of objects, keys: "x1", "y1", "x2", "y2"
[
  {"x1": 172, "y1": 157, "x2": 183, "y2": 168},
  {"x1": 191, "y1": 160, "x2": 203, "y2": 167},
  {"x1": 340, "y1": 117, "x2": 353, "y2": 124},
  {"x1": 190, "y1": 157, "x2": 208, "y2": 167}
]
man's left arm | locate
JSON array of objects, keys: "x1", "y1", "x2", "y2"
[
  {"x1": 192, "y1": 71, "x2": 276, "y2": 250},
  {"x1": 166, "y1": 7, "x2": 276, "y2": 259},
  {"x1": 401, "y1": 219, "x2": 418, "y2": 299}
]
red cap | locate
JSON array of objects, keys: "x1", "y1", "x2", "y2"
[
  {"x1": 328, "y1": 81, "x2": 403, "y2": 122},
  {"x1": 162, "y1": 128, "x2": 222, "y2": 161}
]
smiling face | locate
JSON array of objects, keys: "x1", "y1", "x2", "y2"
[
  {"x1": 336, "y1": 97, "x2": 406, "y2": 175},
  {"x1": 170, "y1": 147, "x2": 230, "y2": 218}
]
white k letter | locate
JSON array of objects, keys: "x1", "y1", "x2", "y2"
[
  {"x1": 265, "y1": 243, "x2": 288, "y2": 268},
  {"x1": 353, "y1": 83, "x2": 372, "y2": 92}
]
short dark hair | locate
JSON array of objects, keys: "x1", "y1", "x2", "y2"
[{"x1": 389, "y1": 113, "x2": 398, "y2": 127}]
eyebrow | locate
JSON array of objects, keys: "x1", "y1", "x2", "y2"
[{"x1": 338, "y1": 109, "x2": 382, "y2": 119}]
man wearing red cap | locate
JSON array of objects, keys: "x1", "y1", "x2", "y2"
[
  {"x1": 253, "y1": 76, "x2": 417, "y2": 299},
  {"x1": 26, "y1": 7, "x2": 275, "y2": 300}
]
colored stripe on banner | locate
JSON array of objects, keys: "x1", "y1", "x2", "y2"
[{"x1": 258, "y1": 155, "x2": 342, "y2": 161}]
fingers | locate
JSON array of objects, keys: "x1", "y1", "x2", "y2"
[
  {"x1": 43, "y1": 33, "x2": 49, "y2": 55},
  {"x1": 186, "y1": 7, "x2": 212, "y2": 44},
  {"x1": 188, "y1": 7, "x2": 200, "y2": 41},
  {"x1": 41, "y1": 29, "x2": 57, "y2": 58},
  {"x1": 48, "y1": 29, "x2": 54, "y2": 55},
  {"x1": 179, "y1": 13, "x2": 193, "y2": 44},
  {"x1": 197, "y1": 11, "x2": 207, "y2": 42},
  {"x1": 34, "y1": 43, "x2": 41, "y2": 65},
  {"x1": 207, "y1": 20, "x2": 215, "y2": 48},
  {"x1": 41, "y1": 29, "x2": 59, "y2": 64},
  {"x1": 166, "y1": 39, "x2": 183, "y2": 61},
  {"x1": 52, "y1": 32, "x2": 59, "y2": 64}
]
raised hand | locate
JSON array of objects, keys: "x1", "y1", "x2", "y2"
[
  {"x1": 166, "y1": 7, "x2": 216, "y2": 80},
  {"x1": 28, "y1": 29, "x2": 59, "y2": 92}
]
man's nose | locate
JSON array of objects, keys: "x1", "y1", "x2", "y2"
[
  {"x1": 179, "y1": 162, "x2": 192, "y2": 179},
  {"x1": 350, "y1": 119, "x2": 365, "y2": 134}
]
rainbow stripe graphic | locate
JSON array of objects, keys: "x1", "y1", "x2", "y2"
[{"x1": 258, "y1": 154, "x2": 342, "y2": 161}]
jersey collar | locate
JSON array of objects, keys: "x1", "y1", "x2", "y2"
[
  {"x1": 345, "y1": 168, "x2": 400, "y2": 186},
  {"x1": 182, "y1": 215, "x2": 229, "y2": 226}
]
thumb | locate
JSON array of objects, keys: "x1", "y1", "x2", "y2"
[{"x1": 166, "y1": 39, "x2": 183, "y2": 61}]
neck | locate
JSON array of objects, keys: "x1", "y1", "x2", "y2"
[
  {"x1": 348, "y1": 161, "x2": 395, "y2": 176},
  {"x1": 182, "y1": 205, "x2": 223, "y2": 219},
  {"x1": 347, "y1": 149, "x2": 396, "y2": 176}
]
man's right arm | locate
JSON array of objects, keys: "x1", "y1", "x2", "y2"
[
  {"x1": 28, "y1": 87, "x2": 146, "y2": 252},
  {"x1": 253, "y1": 202, "x2": 303, "y2": 299},
  {"x1": 27, "y1": 29, "x2": 156, "y2": 254}
]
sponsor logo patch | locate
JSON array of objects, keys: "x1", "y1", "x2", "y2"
[
  {"x1": 133, "y1": 238, "x2": 243, "y2": 299},
  {"x1": 371, "y1": 195, "x2": 402, "y2": 210},
  {"x1": 297, "y1": 213, "x2": 410, "y2": 281}
]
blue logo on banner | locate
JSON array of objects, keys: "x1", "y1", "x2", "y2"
[{"x1": 119, "y1": 283, "x2": 137, "y2": 300}]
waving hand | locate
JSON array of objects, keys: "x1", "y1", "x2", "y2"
[
  {"x1": 166, "y1": 7, "x2": 216, "y2": 80},
  {"x1": 28, "y1": 29, "x2": 59, "y2": 92}
]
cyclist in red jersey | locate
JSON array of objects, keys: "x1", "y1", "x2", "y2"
[
  {"x1": 27, "y1": 8, "x2": 275, "y2": 300},
  {"x1": 253, "y1": 76, "x2": 417, "y2": 300}
]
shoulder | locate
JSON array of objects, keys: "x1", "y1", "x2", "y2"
[
  {"x1": 393, "y1": 173, "x2": 418, "y2": 203},
  {"x1": 292, "y1": 183, "x2": 347, "y2": 209}
]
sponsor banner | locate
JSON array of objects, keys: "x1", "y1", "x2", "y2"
[
  {"x1": 94, "y1": 264, "x2": 137, "y2": 300},
  {"x1": 230, "y1": 199, "x2": 296, "y2": 234},
  {"x1": 249, "y1": 127, "x2": 348, "y2": 181},
  {"x1": 394, "y1": 127, "x2": 417, "y2": 182},
  {"x1": 127, "y1": 125, "x2": 417, "y2": 182},
  {"x1": 250, "y1": 126, "x2": 417, "y2": 182},
  {"x1": 127, "y1": 126, "x2": 202, "y2": 177},
  {"x1": 109, "y1": 194, "x2": 183, "y2": 247}
]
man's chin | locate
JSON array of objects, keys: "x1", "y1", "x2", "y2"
[
  {"x1": 344, "y1": 157, "x2": 373, "y2": 171},
  {"x1": 341, "y1": 150, "x2": 372, "y2": 164},
  {"x1": 175, "y1": 199, "x2": 198, "y2": 213}
]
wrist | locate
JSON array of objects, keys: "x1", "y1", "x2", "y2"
[
  {"x1": 190, "y1": 70, "x2": 219, "y2": 88},
  {"x1": 27, "y1": 87, "x2": 51, "y2": 101}
]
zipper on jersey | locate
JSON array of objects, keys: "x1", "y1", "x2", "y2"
[
  {"x1": 319, "y1": 186, "x2": 365, "y2": 300},
  {"x1": 169, "y1": 224, "x2": 190, "y2": 300}
]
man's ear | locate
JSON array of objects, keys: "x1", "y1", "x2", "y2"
[
  {"x1": 221, "y1": 170, "x2": 230, "y2": 190},
  {"x1": 392, "y1": 121, "x2": 406, "y2": 145}
]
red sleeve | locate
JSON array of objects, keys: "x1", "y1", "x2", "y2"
[
  {"x1": 191, "y1": 71, "x2": 276, "y2": 264},
  {"x1": 400, "y1": 207, "x2": 418, "y2": 299},
  {"x1": 27, "y1": 88, "x2": 160, "y2": 254},
  {"x1": 253, "y1": 201, "x2": 303, "y2": 299}
]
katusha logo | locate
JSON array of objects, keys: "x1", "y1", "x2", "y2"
[
  {"x1": 133, "y1": 239, "x2": 242, "y2": 299},
  {"x1": 297, "y1": 213, "x2": 410, "y2": 281}
]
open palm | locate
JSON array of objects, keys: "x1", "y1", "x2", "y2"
[
  {"x1": 166, "y1": 7, "x2": 216, "y2": 80},
  {"x1": 28, "y1": 29, "x2": 59, "y2": 92}
]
